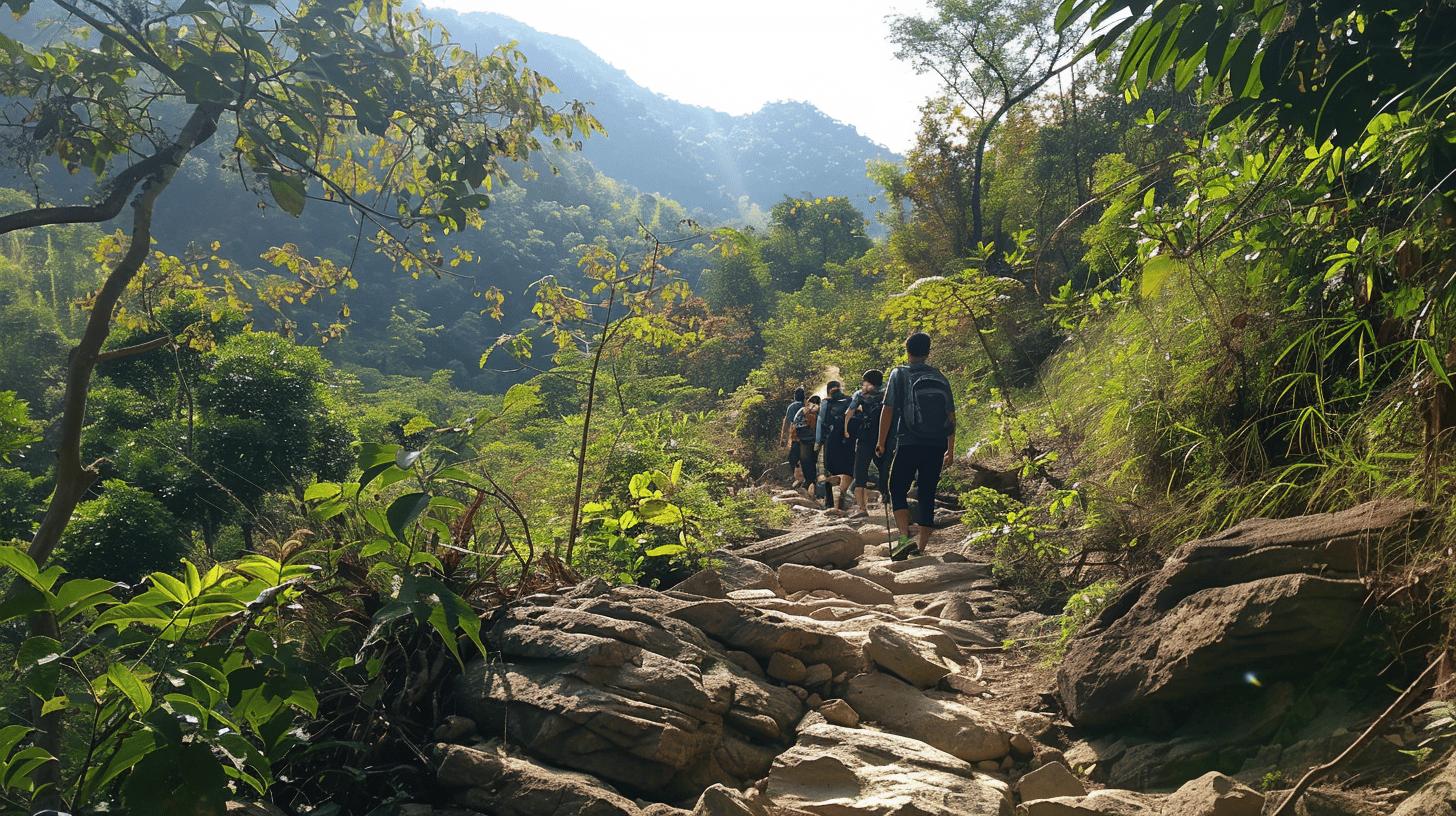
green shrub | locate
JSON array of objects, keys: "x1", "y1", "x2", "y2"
[
  {"x1": 60, "y1": 480, "x2": 190, "y2": 583},
  {"x1": 1055, "y1": 578, "x2": 1121, "y2": 654},
  {"x1": 0, "y1": 467, "x2": 42, "y2": 541}
]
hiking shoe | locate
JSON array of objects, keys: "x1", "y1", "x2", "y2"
[{"x1": 890, "y1": 537, "x2": 920, "y2": 561}]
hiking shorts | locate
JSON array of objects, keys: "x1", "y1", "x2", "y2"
[
  {"x1": 887, "y1": 444, "x2": 945, "y2": 526},
  {"x1": 823, "y1": 438, "x2": 854, "y2": 477},
  {"x1": 854, "y1": 440, "x2": 889, "y2": 490}
]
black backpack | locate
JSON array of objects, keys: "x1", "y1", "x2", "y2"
[
  {"x1": 851, "y1": 390, "x2": 884, "y2": 440},
  {"x1": 821, "y1": 395, "x2": 852, "y2": 442},
  {"x1": 897, "y1": 366, "x2": 952, "y2": 438}
]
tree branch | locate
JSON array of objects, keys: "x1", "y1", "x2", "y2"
[{"x1": 96, "y1": 335, "x2": 174, "y2": 362}]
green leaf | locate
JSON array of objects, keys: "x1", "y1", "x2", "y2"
[
  {"x1": 402, "y1": 415, "x2": 434, "y2": 436},
  {"x1": 303, "y1": 482, "x2": 340, "y2": 501},
  {"x1": 122, "y1": 742, "x2": 228, "y2": 816},
  {"x1": 386, "y1": 492, "x2": 430, "y2": 541},
  {"x1": 501, "y1": 382, "x2": 541, "y2": 416},
  {"x1": 644, "y1": 544, "x2": 687, "y2": 557},
  {"x1": 106, "y1": 663, "x2": 153, "y2": 714},
  {"x1": 267, "y1": 171, "x2": 306, "y2": 217},
  {"x1": 1141, "y1": 255, "x2": 1180, "y2": 297}
]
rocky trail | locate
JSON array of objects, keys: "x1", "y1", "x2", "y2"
[{"x1": 414, "y1": 491, "x2": 1454, "y2": 816}]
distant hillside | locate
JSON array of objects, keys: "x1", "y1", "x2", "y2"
[{"x1": 426, "y1": 8, "x2": 898, "y2": 225}]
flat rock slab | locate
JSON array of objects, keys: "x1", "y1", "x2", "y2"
[
  {"x1": 730, "y1": 526, "x2": 864, "y2": 569},
  {"x1": 779, "y1": 563, "x2": 894, "y2": 605},
  {"x1": 764, "y1": 722, "x2": 1012, "y2": 816},
  {"x1": 851, "y1": 558, "x2": 993, "y2": 595},
  {"x1": 455, "y1": 593, "x2": 803, "y2": 799},
  {"x1": 434, "y1": 743, "x2": 642, "y2": 816},
  {"x1": 1015, "y1": 789, "x2": 1161, "y2": 815},
  {"x1": 845, "y1": 672, "x2": 1009, "y2": 762}
]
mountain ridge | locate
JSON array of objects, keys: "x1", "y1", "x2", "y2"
[{"x1": 424, "y1": 7, "x2": 898, "y2": 224}]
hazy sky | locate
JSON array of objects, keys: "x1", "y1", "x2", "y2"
[{"x1": 422, "y1": 0, "x2": 941, "y2": 152}]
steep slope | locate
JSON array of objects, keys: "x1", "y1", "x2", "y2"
[{"x1": 425, "y1": 8, "x2": 898, "y2": 223}]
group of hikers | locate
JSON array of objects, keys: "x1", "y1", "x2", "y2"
[{"x1": 778, "y1": 331, "x2": 955, "y2": 562}]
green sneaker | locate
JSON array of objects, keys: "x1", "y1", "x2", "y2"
[{"x1": 890, "y1": 536, "x2": 919, "y2": 561}]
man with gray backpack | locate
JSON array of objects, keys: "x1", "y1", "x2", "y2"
[{"x1": 875, "y1": 332, "x2": 956, "y2": 560}]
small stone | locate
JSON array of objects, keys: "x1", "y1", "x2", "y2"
[
  {"x1": 725, "y1": 650, "x2": 764, "y2": 677},
  {"x1": 1014, "y1": 710, "x2": 1054, "y2": 737},
  {"x1": 806, "y1": 693, "x2": 823, "y2": 708},
  {"x1": 817, "y1": 698, "x2": 859, "y2": 727},
  {"x1": 1031, "y1": 746, "x2": 1066, "y2": 770},
  {"x1": 796, "y1": 711, "x2": 827, "y2": 733},
  {"x1": 726, "y1": 588, "x2": 778, "y2": 601},
  {"x1": 976, "y1": 760, "x2": 1001, "y2": 772},
  {"x1": 1009, "y1": 732, "x2": 1035, "y2": 757},
  {"x1": 1017, "y1": 761, "x2": 1086, "y2": 803},
  {"x1": 767, "y1": 652, "x2": 808, "y2": 683},
  {"x1": 803, "y1": 662, "x2": 833, "y2": 688},
  {"x1": 999, "y1": 755, "x2": 1014, "y2": 771},
  {"x1": 788, "y1": 684, "x2": 809, "y2": 700},
  {"x1": 942, "y1": 674, "x2": 989, "y2": 696},
  {"x1": 942, "y1": 551, "x2": 969, "y2": 563},
  {"x1": 432, "y1": 714, "x2": 476, "y2": 743}
]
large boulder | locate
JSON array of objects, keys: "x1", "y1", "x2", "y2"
[
  {"x1": 1392, "y1": 749, "x2": 1456, "y2": 815},
  {"x1": 434, "y1": 743, "x2": 642, "y2": 816},
  {"x1": 674, "y1": 550, "x2": 784, "y2": 599},
  {"x1": 865, "y1": 622, "x2": 961, "y2": 688},
  {"x1": 728, "y1": 526, "x2": 864, "y2": 569},
  {"x1": 1163, "y1": 772, "x2": 1263, "y2": 816},
  {"x1": 1057, "y1": 500, "x2": 1427, "y2": 728},
  {"x1": 763, "y1": 722, "x2": 1013, "y2": 816},
  {"x1": 454, "y1": 592, "x2": 803, "y2": 800},
  {"x1": 778, "y1": 563, "x2": 894, "y2": 606},
  {"x1": 845, "y1": 672, "x2": 1009, "y2": 762}
]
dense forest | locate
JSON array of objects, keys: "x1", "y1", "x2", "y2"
[{"x1": 0, "y1": 0, "x2": 1452, "y2": 813}]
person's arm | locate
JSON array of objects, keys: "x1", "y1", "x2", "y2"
[
  {"x1": 944, "y1": 410, "x2": 956, "y2": 465},
  {"x1": 876, "y1": 404, "x2": 893, "y2": 455},
  {"x1": 844, "y1": 394, "x2": 858, "y2": 439},
  {"x1": 815, "y1": 407, "x2": 826, "y2": 448}
]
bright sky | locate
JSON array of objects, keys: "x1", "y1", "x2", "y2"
[{"x1": 422, "y1": 0, "x2": 941, "y2": 152}]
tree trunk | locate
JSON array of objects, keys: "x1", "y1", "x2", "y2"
[{"x1": 24, "y1": 103, "x2": 220, "y2": 806}]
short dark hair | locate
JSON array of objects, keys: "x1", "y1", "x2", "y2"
[
  {"x1": 906, "y1": 332, "x2": 931, "y2": 358},
  {"x1": 826, "y1": 380, "x2": 841, "y2": 393},
  {"x1": 794, "y1": 387, "x2": 806, "y2": 402},
  {"x1": 863, "y1": 369, "x2": 883, "y2": 388},
  {"x1": 808, "y1": 394, "x2": 821, "y2": 404}
]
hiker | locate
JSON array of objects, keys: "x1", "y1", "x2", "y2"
[
  {"x1": 793, "y1": 394, "x2": 821, "y2": 492},
  {"x1": 780, "y1": 386, "x2": 806, "y2": 486},
  {"x1": 876, "y1": 332, "x2": 956, "y2": 560},
  {"x1": 816, "y1": 380, "x2": 855, "y2": 509},
  {"x1": 844, "y1": 368, "x2": 887, "y2": 516}
]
